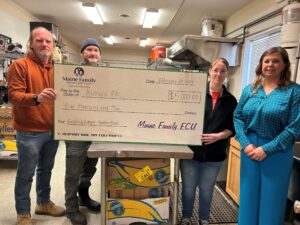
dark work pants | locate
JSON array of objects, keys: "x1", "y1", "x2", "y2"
[{"x1": 64, "y1": 141, "x2": 98, "y2": 213}]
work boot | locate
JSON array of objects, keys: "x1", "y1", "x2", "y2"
[
  {"x1": 16, "y1": 214, "x2": 32, "y2": 225},
  {"x1": 180, "y1": 217, "x2": 193, "y2": 225},
  {"x1": 78, "y1": 187, "x2": 101, "y2": 212},
  {"x1": 66, "y1": 210, "x2": 87, "y2": 225},
  {"x1": 199, "y1": 219, "x2": 209, "y2": 225},
  {"x1": 35, "y1": 201, "x2": 65, "y2": 217}
]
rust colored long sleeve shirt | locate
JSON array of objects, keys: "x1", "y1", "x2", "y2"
[{"x1": 8, "y1": 51, "x2": 54, "y2": 132}]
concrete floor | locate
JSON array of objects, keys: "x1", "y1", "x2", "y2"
[{"x1": 0, "y1": 141, "x2": 293, "y2": 225}]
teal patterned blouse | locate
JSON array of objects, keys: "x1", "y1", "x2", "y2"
[{"x1": 234, "y1": 82, "x2": 300, "y2": 155}]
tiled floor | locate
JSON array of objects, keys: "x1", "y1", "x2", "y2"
[{"x1": 0, "y1": 142, "x2": 295, "y2": 225}]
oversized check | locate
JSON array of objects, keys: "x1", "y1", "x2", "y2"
[{"x1": 54, "y1": 64, "x2": 207, "y2": 145}]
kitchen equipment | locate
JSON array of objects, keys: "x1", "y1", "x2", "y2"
[
  {"x1": 201, "y1": 19, "x2": 223, "y2": 37},
  {"x1": 151, "y1": 46, "x2": 166, "y2": 61},
  {"x1": 281, "y1": 2, "x2": 300, "y2": 47},
  {"x1": 167, "y1": 35, "x2": 241, "y2": 71}
]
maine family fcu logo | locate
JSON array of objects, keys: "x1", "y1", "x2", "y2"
[
  {"x1": 61, "y1": 66, "x2": 97, "y2": 85},
  {"x1": 74, "y1": 67, "x2": 84, "y2": 76}
]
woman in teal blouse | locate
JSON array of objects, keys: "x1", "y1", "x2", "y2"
[{"x1": 234, "y1": 46, "x2": 300, "y2": 225}]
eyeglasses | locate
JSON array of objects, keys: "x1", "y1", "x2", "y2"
[{"x1": 211, "y1": 69, "x2": 228, "y2": 74}]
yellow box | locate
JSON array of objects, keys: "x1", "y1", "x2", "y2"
[
  {"x1": 107, "y1": 159, "x2": 170, "y2": 199},
  {"x1": 0, "y1": 139, "x2": 17, "y2": 152},
  {"x1": 107, "y1": 197, "x2": 169, "y2": 225}
]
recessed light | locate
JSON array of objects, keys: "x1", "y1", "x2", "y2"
[
  {"x1": 139, "y1": 37, "x2": 148, "y2": 47},
  {"x1": 125, "y1": 37, "x2": 131, "y2": 40},
  {"x1": 102, "y1": 35, "x2": 114, "y2": 45},
  {"x1": 120, "y1": 13, "x2": 130, "y2": 18}
]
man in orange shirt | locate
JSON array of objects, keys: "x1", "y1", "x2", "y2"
[{"x1": 8, "y1": 27, "x2": 65, "y2": 225}]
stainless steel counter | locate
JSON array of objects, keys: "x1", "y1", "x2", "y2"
[{"x1": 87, "y1": 143, "x2": 193, "y2": 225}]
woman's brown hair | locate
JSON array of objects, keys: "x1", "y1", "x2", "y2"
[
  {"x1": 210, "y1": 57, "x2": 229, "y2": 70},
  {"x1": 252, "y1": 46, "x2": 291, "y2": 93}
]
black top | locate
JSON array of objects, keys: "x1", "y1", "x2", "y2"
[{"x1": 189, "y1": 84, "x2": 237, "y2": 162}]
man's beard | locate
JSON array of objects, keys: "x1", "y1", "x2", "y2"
[
  {"x1": 86, "y1": 57, "x2": 99, "y2": 64},
  {"x1": 36, "y1": 49, "x2": 51, "y2": 62}
]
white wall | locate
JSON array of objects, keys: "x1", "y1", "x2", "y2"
[
  {"x1": 224, "y1": 0, "x2": 284, "y2": 36},
  {"x1": 0, "y1": 0, "x2": 37, "y2": 48},
  {"x1": 101, "y1": 48, "x2": 150, "y2": 69},
  {"x1": 224, "y1": 0, "x2": 287, "y2": 98},
  {"x1": 0, "y1": 0, "x2": 79, "y2": 62}
]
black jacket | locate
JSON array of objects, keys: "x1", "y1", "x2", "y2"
[{"x1": 189, "y1": 84, "x2": 237, "y2": 162}]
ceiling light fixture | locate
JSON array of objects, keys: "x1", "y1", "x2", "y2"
[
  {"x1": 103, "y1": 35, "x2": 114, "y2": 45},
  {"x1": 119, "y1": 13, "x2": 130, "y2": 18},
  {"x1": 142, "y1": 8, "x2": 159, "y2": 28},
  {"x1": 139, "y1": 38, "x2": 148, "y2": 47},
  {"x1": 82, "y1": 2, "x2": 103, "y2": 25}
]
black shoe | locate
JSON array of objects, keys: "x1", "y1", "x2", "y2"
[
  {"x1": 78, "y1": 187, "x2": 101, "y2": 212},
  {"x1": 78, "y1": 195, "x2": 101, "y2": 212},
  {"x1": 66, "y1": 211, "x2": 87, "y2": 225}
]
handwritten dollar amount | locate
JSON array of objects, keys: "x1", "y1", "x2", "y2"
[{"x1": 168, "y1": 90, "x2": 201, "y2": 103}]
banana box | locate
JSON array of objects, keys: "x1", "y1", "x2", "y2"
[
  {"x1": 0, "y1": 139, "x2": 17, "y2": 151},
  {"x1": 109, "y1": 185, "x2": 169, "y2": 199},
  {"x1": 107, "y1": 197, "x2": 169, "y2": 225},
  {"x1": 0, "y1": 139, "x2": 17, "y2": 158},
  {"x1": 0, "y1": 135, "x2": 15, "y2": 140},
  {"x1": 107, "y1": 159, "x2": 170, "y2": 199}
]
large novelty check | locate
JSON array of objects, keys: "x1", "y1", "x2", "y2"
[{"x1": 54, "y1": 64, "x2": 207, "y2": 145}]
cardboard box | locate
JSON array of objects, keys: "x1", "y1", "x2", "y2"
[
  {"x1": 107, "y1": 159, "x2": 170, "y2": 199},
  {"x1": 0, "y1": 106, "x2": 13, "y2": 119},
  {"x1": 0, "y1": 135, "x2": 16, "y2": 140},
  {"x1": 0, "y1": 139, "x2": 17, "y2": 152},
  {"x1": 0, "y1": 105, "x2": 15, "y2": 136},
  {"x1": 107, "y1": 197, "x2": 169, "y2": 225},
  {"x1": 0, "y1": 118, "x2": 15, "y2": 135},
  {"x1": 109, "y1": 185, "x2": 169, "y2": 199}
]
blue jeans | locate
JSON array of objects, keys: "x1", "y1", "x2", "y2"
[
  {"x1": 15, "y1": 131, "x2": 59, "y2": 214},
  {"x1": 180, "y1": 159, "x2": 222, "y2": 220}
]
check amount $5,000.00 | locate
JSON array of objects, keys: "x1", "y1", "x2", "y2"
[{"x1": 168, "y1": 90, "x2": 201, "y2": 103}]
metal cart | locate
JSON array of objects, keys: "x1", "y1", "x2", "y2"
[{"x1": 88, "y1": 143, "x2": 193, "y2": 225}]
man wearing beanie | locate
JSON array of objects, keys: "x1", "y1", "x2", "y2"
[{"x1": 65, "y1": 38, "x2": 101, "y2": 225}]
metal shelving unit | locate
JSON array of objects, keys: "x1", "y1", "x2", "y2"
[
  {"x1": 147, "y1": 58, "x2": 180, "y2": 71},
  {"x1": 0, "y1": 52, "x2": 24, "y2": 60}
]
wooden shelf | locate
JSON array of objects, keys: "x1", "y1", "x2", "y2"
[{"x1": 0, "y1": 154, "x2": 17, "y2": 160}]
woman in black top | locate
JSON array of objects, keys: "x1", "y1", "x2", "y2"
[{"x1": 180, "y1": 57, "x2": 237, "y2": 225}]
